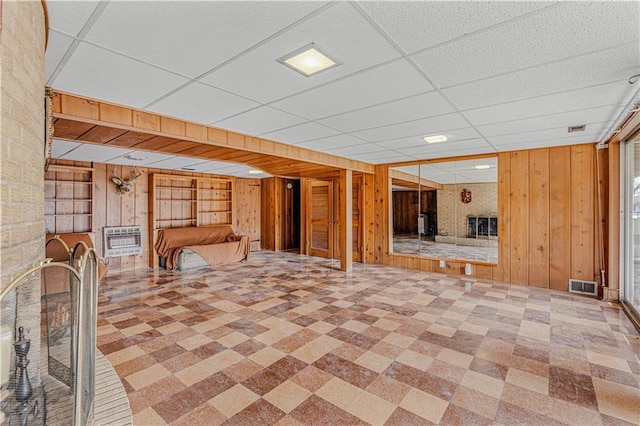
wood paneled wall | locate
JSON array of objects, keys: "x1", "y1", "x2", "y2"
[
  {"x1": 49, "y1": 159, "x2": 261, "y2": 273},
  {"x1": 497, "y1": 144, "x2": 602, "y2": 290},
  {"x1": 392, "y1": 191, "x2": 430, "y2": 234},
  {"x1": 374, "y1": 143, "x2": 605, "y2": 289}
]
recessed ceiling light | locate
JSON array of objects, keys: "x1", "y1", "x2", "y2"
[
  {"x1": 249, "y1": 170, "x2": 265, "y2": 175},
  {"x1": 568, "y1": 124, "x2": 586, "y2": 133},
  {"x1": 474, "y1": 165, "x2": 491, "y2": 170},
  {"x1": 277, "y1": 43, "x2": 340, "y2": 77},
  {"x1": 423, "y1": 134, "x2": 448, "y2": 143}
]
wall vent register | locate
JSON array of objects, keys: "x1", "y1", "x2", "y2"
[
  {"x1": 568, "y1": 278, "x2": 598, "y2": 296},
  {"x1": 104, "y1": 226, "x2": 143, "y2": 257}
]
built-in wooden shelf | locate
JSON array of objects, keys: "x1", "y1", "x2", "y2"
[{"x1": 45, "y1": 165, "x2": 95, "y2": 234}]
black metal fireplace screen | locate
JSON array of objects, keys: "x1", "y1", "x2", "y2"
[{"x1": 0, "y1": 242, "x2": 98, "y2": 426}]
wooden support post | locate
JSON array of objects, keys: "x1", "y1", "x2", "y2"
[{"x1": 339, "y1": 169, "x2": 353, "y2": 272}]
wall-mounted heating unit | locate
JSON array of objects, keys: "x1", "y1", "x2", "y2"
[
  {"x1": 568, "y1": 279, "x2": 598, "y2": 296},
  {"x1": 104, "y1": 226, "x2": 143, "y2": 257}
]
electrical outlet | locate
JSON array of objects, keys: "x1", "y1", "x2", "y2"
[{"x1": 439, "y1": 260, "x2": 445, "y2": 268}]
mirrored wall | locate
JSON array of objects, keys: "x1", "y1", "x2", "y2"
[{"x1": 390, "y1": 157, "x2": 498, "y2": 264}]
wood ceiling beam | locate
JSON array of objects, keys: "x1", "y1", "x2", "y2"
[
  {"x1": 51, "y1": 90, "x2": 374, "y2": 177},
  {"x1": 389, "y1": 169, "x2": 443, "y2": 190}
]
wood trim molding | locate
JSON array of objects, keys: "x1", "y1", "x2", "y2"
[
  {"x1": 389, "y1": 169, "x2": 443, "y2": 190},
  {"x1": 41, "y1": 0, "x2": 49, "y2": 49},
  {"x1": 51, "y1": 90, "x2": 374, "y2": 178},
  {"x1": 383, "y1": 153, "x2": 497, "y2": 168}
]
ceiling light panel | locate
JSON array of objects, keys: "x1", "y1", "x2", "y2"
[
  {"x1": 278, "y1": 44, "x2": 339, "y2": 77},
  {"x1": 214, "y1": 106, "x2": 306, "y2": 136},
  {"x1": 375, "y1": 128, "x2": 481, "y2": 150},
  {"x1": 148, "y1": 82, "x2": 259, "y2": 124},
  {"x1": 318, "y1": 91, "x2": 454, "y2": 133},
  {"x1": 84, "y1": 1, "x2": 324, "y2": 78},
  {"x1": 272, "y1": 59, "x2": 432, "y2": 120},
  {"x1": 411, "y1": 2, "x2": 639, "y2": 87},
  {"x1": 423, "y1": 135, "x2": 448, "y2": 143},
  {"x1": 52, "y1": 43, "x2": 189, "y2": 108},
  {"x1": 200, "y1": 2, "x2": 400, "y2": 104}
]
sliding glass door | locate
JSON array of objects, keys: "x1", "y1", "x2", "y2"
[{"x1": 622, "y1": 137, "x2": 640, "y2": 322}]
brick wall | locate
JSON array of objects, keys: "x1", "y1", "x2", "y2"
[
  {"x1": 0, "y1": 0, "x2": 46, "y2": 383},
  {"x1": 436, "y1": 183, "x2": 497, "y2": 238}
]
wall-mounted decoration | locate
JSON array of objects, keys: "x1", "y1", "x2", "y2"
[
  {"x1": 111, "y1": 167, "x2": 142, "y2": 195},
  {"x1": 460, "y1": 188, "x2": 472, "y2": 204}
]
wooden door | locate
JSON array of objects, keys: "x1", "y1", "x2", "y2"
[{"x1": 308, "y1": 181, "x2": 333, "y2": 258}]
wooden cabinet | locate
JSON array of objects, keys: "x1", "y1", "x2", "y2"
[
  {"x1": 148, "y1": 173, "x2": 234, "y2": 267},
  {"x1": 44, "y1": 165, "x2": 94, "y2": 234}
]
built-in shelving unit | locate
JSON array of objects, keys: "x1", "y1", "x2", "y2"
[
  {"x1": 44, "y1": 165, "x2": 94, "y2": 234},
  {"x1": 148, "y1": 173, "x2": 234, "y2": 267}
]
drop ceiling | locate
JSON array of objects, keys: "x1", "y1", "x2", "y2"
[{"x1": 46, "y1": 1, "x2": 640, "y2": 173}]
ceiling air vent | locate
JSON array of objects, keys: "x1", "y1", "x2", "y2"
[
  {"x1": 568, "y1": 279, "x2": 598, "y2": 296},
  {"x1": 568, "y1": 124, "x2": 586, "y2": 133},
  {"x1": 104, "y1": 226, "x2": 143, "y2": 257}
]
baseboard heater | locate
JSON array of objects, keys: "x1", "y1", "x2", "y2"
[
  {"x1": 104, "y1": 226, "x2": 143, "y2": 257},
  {"x1": 568, "y1": 279, "x2": 598, "y2": 296}
]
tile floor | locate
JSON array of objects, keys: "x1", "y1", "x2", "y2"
[
  {"x1": 392, "y1": 235, "x2": 498, "y2": 263},
  {"x1": 97, "y1": 252, "x2": 640, "y2": 425}
]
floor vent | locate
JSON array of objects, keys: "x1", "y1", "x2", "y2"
[
  {"x1": 568, "y1": 278, "x2": 598, "y2": 296},
  {"x1": 104, "y1": 226, "x2": 143, "y2": 257}
]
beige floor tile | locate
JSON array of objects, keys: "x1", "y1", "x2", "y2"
[
  {"x1": 290, "y1": 335, "x2": 342, "y2": 364},
  {"x1": 372, "y1": 318, "x2": 401, "y2": 331},
  {"x1": 586, "y1": 350, "x2": 633, "y2": 373},
  {"x1": 354, "y1": 351, "x2": 394, "y2": 374},
  {"x1": 346, "y1": 390, "x2": 397, "y2": 426},
  {"x1": 383, "y1": 332, "x2": 415, "y2": 348},
  {"x1": 209, "y1": 384, "x2": 260, "y2": 418},
  {"x1": 437, "y1": 348, "x2": 474, "y2": 369},
  {"x1": 263, "y1": 380, "x2": 312, "y2": 414},
  {"x1": 126, "y1": 365, "x2": 171, "y2": 391},
  {"x1": 396, "y1": 349, "x2": 433, "y2": 371},
  {"x1": 248, "y1": 346, "x2": 286, "y2": 367},
  {"x1": 505, "y1": 367, "x2": 548, "y2": 395},
  {"x1": 592, "y1": 377, "x2": 640, "y2": 424},
  {"x1": 133, "y1": 407, "x2": 166, "y2": 425},
  {"x1": 217, "y1": 331, "x2": 250, "y2": 347},
  {"x1": 176, "y1": 333, "x2": 213, "y2": 351},
  {"x1": 461, "y1": 370, "x2": 505, "y2": 399},
  {"x1": 341, "y1": 319, "x2": 370, "y2": 333},
  {"x1": 307, "y1": 320, "x2": 336, "y2": 334},
  {"x1": 399, "y1": 388, "x2": 449, "y2": 424},
  {"x1": 120, "y1": 322, "x2": 154, "y2": 337},
  {"x1": 106, "y1": 345, "x2": 146, "y2": 366},
  {"x1": 316, "y1": 377, "x2": 363, "y2": 411},
  {"x1": 427, "y1": 323, "x2": 457, "y2": 338},
  {"x1": 518, "y1": 321, "x2": 550, "y2": 342}
]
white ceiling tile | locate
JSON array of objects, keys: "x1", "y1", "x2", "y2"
[
  {"x1": 271, "y1": 59, "x2": 432, "y2": 120},
  {"x1": 45, "y1": 30, "x2": 74, "y2": 82},
  {"x1": 297, "y1": 134, "x2": 368, "y2": 151},
  {"x1": 376, "y1": 128, "x2": 482, "y2": 150},
  {"x1": 47, "y1": 0, "x2": 101, "y2": 36},
  {"x1": 260, "y1": 122, "x2": 341, "y2": 145},
  {"x1": 109, "y1": 151, "x2": 172, "y2": 166},
  {"x1": 368, "y1": 154, "x2": 415, "y2": 164},
  {"x1": 353, "y1": 113, "x2": 470, "y2": 142},
  {"x1": 443, "y1": 43, "x2": 639, "y2": 110},
  {"x1": 148, "y1": 82, "x2": 259, "y2": 124},
  {"x1": 202, "y1": 2, "x2": 400, "y2": 103},
  {"x1": 325, "y1": 143, "x2": 385, "y2": 156},
  {"x1": 488, "y1": 126, "x2": 608, "y2": 146},
  {"x1": 347, "y1": 150, "x2": 406, "y2": 161},
  {"x1": 412, "y1": 1, "x2": 639, "y2": 87},
  {"x1": 318, "y1": 91, "x2": 453, "y2": 133},
  {"x1": 146, "y1": 157, "x2": 209, "y2": 170},
  {"x1": 463, "y1": 81, "x2": 633, "y2": 127},
  {"x1": 85, "y1": 1, "x2": 326, "y2": 78},
  {"x1": 476, "y1": 104, "x2": 625, "y2": 137},
  {"x1": 51, "y1": 139, "x2": 82, "y2": 158},
  {"x1": 401, "y1": 138, "x2": 494, "y2": 158},
  {"x1": 215, "y1": 106, "x2": 306, "y2": 136},
  {"x1": 59, "y1": 143, "x2": 133, "y2": 162},
  {"x1": 359, "y1": 1, "x2": 552, "y2": 54},
  {"x1": 52, "y1": 43, "x2": 189, "y2": 108},
  {"x1": 492, "y1": 133, "x2": 602, "y2": 151}
]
